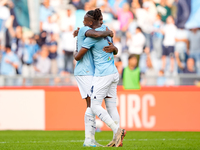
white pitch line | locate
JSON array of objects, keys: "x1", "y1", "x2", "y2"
[{"x1": 0, "y1": 139, "x2": 188, "y2": 144}]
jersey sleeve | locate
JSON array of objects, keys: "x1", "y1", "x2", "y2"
[
  {"x1": 80, "y1": 26, "x2": 91, "y2": 37},
  {"x1": 82, "y1": 37, "x2": 99, "y2": 49}
]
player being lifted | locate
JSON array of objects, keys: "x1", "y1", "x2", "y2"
[
  {"x1": 73, "y1": 9, "x2": 116, "y2": 147},
  {"x1": 74, "y1": 9, "x2": 126, "y2": 147}
]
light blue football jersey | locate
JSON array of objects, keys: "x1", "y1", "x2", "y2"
[
  {"x1": 82, "y1": 25, "x2": 118, "y2": 77},
  {"x1": 74, "y1": 26, "x2": 95, "y2": 76}
]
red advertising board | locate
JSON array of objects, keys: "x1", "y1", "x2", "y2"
[{"x1": 0, "y1": 86, "x2": 200, "y2": 131}]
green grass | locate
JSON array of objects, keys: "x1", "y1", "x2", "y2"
[{"x1": 0, "y1": 131, "x2": 200, "y2": 150}]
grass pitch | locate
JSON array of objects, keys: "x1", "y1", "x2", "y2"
[{"x1": 0, "y1": 131, "x2": 200, "y2": 150}]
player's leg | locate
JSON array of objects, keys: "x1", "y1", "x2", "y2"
[
  {"x1": 84, "y1": 96, "x2": 103, "y2": 147},
  {"x1": 84, "y1": 96, "x2": 95, "y2": 145},
  {"x1": 104, "y1": 96, "x2": 120, "y2": 147},
  {"x1": 90, "y1": 74, "x2": 119, "y2": 137},
  {"x1": 105, "y1": 73, "x2": 126, "y2": 147},
  {"x1": 75, "y1": 76, "x2": 97, "y2": 147},
  {"x1": 105, "y1": 96, "x2": 120, "y2": 134},
  {"x1": 105, "y1": 73, "x2": 120, "y2": 137},
  {"x1": 91, "y1": 98, "x2": 118, "y2": 133}
]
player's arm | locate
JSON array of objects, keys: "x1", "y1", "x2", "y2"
[
  {"x1": 74, "y1": 47, "x2": 88, "y2": 61},
  {"x1": 73, "y1": 28, "x2": 80, "y2": 37},
  {"x1": 74, "y1": 37, "x2": 98, "y2": 61},
  {"x1": 85, "y1": 27, "x2": 113, "y2": 38},
  {"x1": 103, "y1": 42, "x2": 118, "y2": 55},
  {"x1": 73, "y1": 27, "x2": 113, "y2": 38}
]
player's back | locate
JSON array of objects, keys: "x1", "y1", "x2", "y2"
[
  {"x1": 74, "y1": 26, "x2": 95, "y2": 76},
  {"x1": 82, "y1": 25, "x2": 117, "y2": 76}
]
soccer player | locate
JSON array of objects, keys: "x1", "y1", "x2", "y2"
[
  {"x1": 75, "y1": 9, "x2": 126, "y2": 147},
  {"x1": 74, "y1": 9, "x2": 115, "y2": 147}
]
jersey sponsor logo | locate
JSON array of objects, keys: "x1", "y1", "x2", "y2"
[{"x1": 108, "y1": 56, "x2": 114, "y2": 61}]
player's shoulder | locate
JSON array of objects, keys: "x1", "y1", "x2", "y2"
[
  {"x1": 95, "y1": 24, "x2": 107, "y2": 31},
  {"x1": 80, "y1": 26, "x2": 91, "y2": 33},
  {"x1": 78, "y1": 26, "x2": 92, "y2": 37}
]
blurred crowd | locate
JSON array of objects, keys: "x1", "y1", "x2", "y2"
[{"x1": 0, "y1": 0, "x2": 200, "y2": 86}]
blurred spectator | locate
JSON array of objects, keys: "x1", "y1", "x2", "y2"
[
  {"x1": 174, "y1": 28, "x2": 189, "y2": 73},
  {"x1": 113, "y1": 36, "x2": 123, "y2": 75},
  {"x1": 34, "y1": 45, "x2": 51, "y2": 76},
  {"x1": 74, "y1": 2, "x2": 90, "y2": 28},
  {"x1": 70, "y1": 0, "x2": 84, "y2": 10},
  {"x1": 0, "y1": 0, "x2": 200, "y2": 86},
  {"x1": 60, "y1": 7, "x2": 76, "y2": 32},
  {"x1": 35, "y1": 31, "x2": 47, "y2": 47},
  {"x1": 42, "y1": 15, "x2": 60, "y2": 34},
  {"x1": 0, "y1": 0, "x2": 10, "y2": 24},
  {"x1": 175, "y1": 0, "x2": 191, "y2": 28},
  {"x1": 21, "y1": 36, "x2": 39, "y2": 77},
  {"x1": 157, "y1": 70, "x2": 166, "y2": 86},
  {"x1": 155, "y1": 0, "x2": 172, "y2": 23},
  {"x1": 115, "y1": 57, "x2": 123, "y2": 76},
  {"x1": 46, "y1": 33, "x2": 58, "y2": 75},
  {"x1": 176, "y1": 57, "x2": 196, "y2": 74},
  {"x1": 60, "y1": 26, "x2": 75, "y2": 73},
  {"x1": 142, "y1": 56, "x2": 157, "y2": 86},
  {"x1": 113, "y1": 36, "x2": 122, "y2": 58},
  {"x1": 152, "y1": 14, "x2": 163, "y2": 58},
  {"x1": 109, "y1": 0, "x2": 127, "y2": 16},
  {"x1": 122, "y1": 54, "x2": 140, "y2": 89},
  {"x1": 5, "y1": 1, "x2": 19, "y2": 45},
  {"x1": 131, "y1": 0, "x2": 142, "y2": 10},
  {"x1": 7, "y1": 1, "x2": 18, "y2": 28},
  {"x1": 7, "y1": 16, "x2": 23, "y2": 57},
  {"x1": 0, "y1": 0, "x2": 10, "y2": 46},
  {"x1": 184, "y1": 0, "x2": 200, "y2": 29},
  {"x1": 117, "y1": 3, "x2": 133, "y2": 49},
  {"x1": 188, "y1": 28, "x2": 200, "y2": 74},
  {"x1": 161, "y1": 16, "x2": 177, "y2": 73},
  {"x1": 127, "y1": 27, "x2": 145, "y2": 64},
  {"x1": 135, "y1": 1, "x2": 155, "y2": 51},
  {"x1": 143, "y1": 0, "x2": 157, "y2": 16},
  {"x1": 49, "y1": 0, "x2": 62, "y2": 8},
  {"x1": 0, "y1": 44, "x2": 3, "y2": 71},
  {"x1": 117, "y1": 3, "x2": 133, "y2": 32},
  {"x1": 40, "y1": 0, "x2": 54, "y2": 23},
  {"x1": 0, "y1": 45, "x2": 19, "y2": 76},
  {"x1": 98, "y1": 2, "x2": 113, "y2": 24}
]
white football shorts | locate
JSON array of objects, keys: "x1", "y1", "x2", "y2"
[
  {"x1": 75, "y1": 75, "x2": 93, "y2": 99},
  {"x1": 90, "y1": 72, "x2": 119, "y2": 100}
]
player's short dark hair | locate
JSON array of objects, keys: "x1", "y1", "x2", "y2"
[
  {"x1": 86, "y1": 8, "x2": 102, "y2": 21},
  {"x1": 93, "y1": 8, "x2": 102, "y2": 20},
  {"x1": 128, "y1": 54, "x2": 137, "y2": 60},
  {"x1": 5, "y1": 44, "x2": 11, "y2": 49},
  {"x1": 136, "y1": 27, "x2": 142, "y2": 32},
  {"x1": 86, "y1": 10, "x2": 94, "y2": 18}
]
